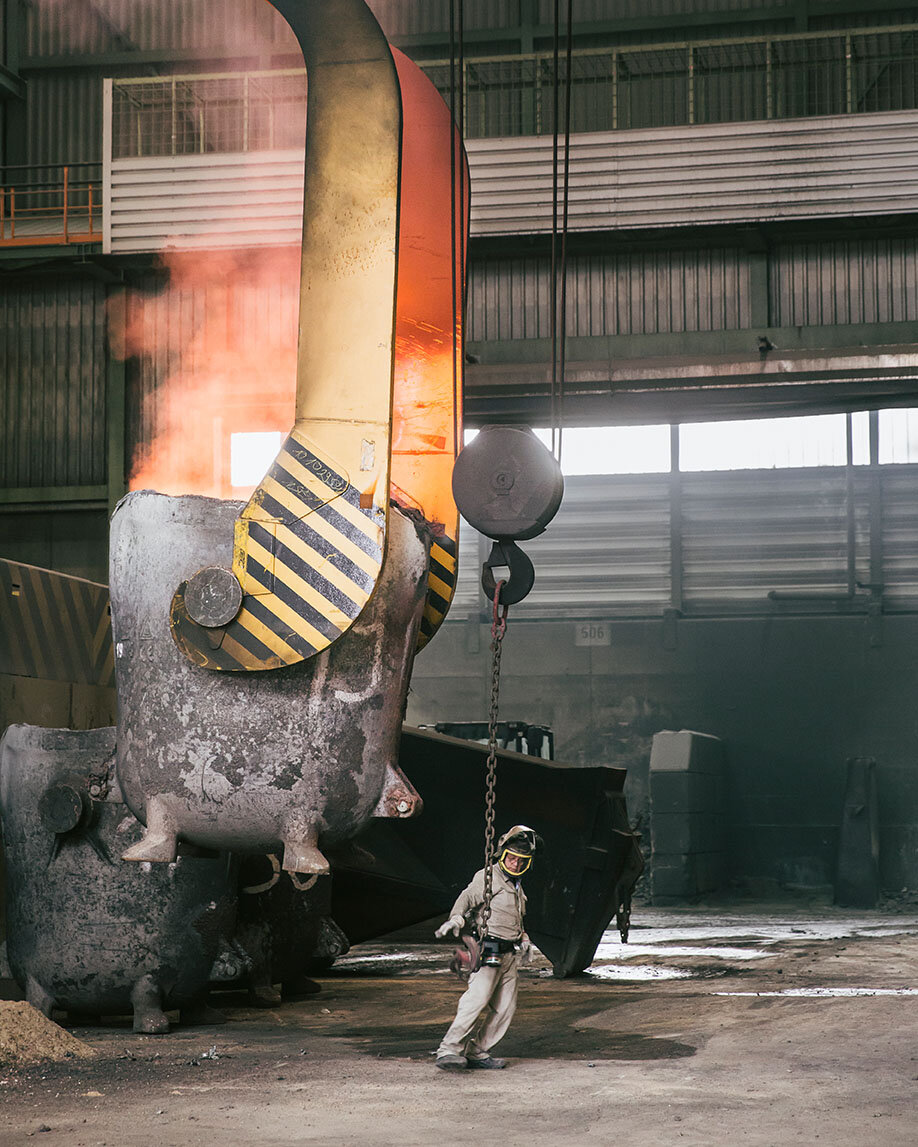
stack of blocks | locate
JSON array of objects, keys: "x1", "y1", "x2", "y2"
[{"x1": 649, "y1": 729, "x2": 726, "y2": 904}]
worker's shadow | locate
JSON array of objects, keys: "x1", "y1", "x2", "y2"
[{"x1": 335, "y1": 995, "x2": 695, "y2": 1062}]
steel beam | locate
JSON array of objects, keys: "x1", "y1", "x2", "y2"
[
  {"x1": 0, "y1": 486, "x2": 109, "y2": 506},
  {"x1": 0, "y1": 62, "x2": 24, "y2": 100}
]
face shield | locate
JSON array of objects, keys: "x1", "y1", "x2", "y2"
[{"x1": 498, "y1": 847, "x2": 533, "y2": 876}]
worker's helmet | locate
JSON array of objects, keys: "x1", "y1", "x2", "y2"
[{"x1": 495, "y1": 824, "x2": 541, "y2": 876}]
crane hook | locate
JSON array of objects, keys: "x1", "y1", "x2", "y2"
[{"x1": 481, "y1": 540, "x2": 535, "y2": 606}]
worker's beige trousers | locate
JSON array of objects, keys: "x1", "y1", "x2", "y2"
[{"x1": 437, "y1": 952, "x2": 518, "y2": 1060}]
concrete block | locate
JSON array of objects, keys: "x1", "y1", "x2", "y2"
[
  {"x1": 650, "y1": 858, "x2": 693, "y2": 898},
  {"x1": 651, "y1": 851, "x2": 725, "y2": 900},
  {"x1": 651, "y1": 811, "x2": 722, "y2": 854},
  {"x1": 650, "y1": 729, "x2": 724, "y2": 774},
  {"x1": 649, "y1": 770, "x2": 719, "y2": 814}
]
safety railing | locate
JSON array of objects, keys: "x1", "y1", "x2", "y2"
[
  {"x1": 110, "y1": 24, "x2": 918, "y2": 155},
  {"x1": 111, "y1": 71, "x2": 307, "y2": 159},
  {"x1": 0, "y1": 164, "x2": 103, "y2": 247},
  {"x1": 422, "y1": 24, "x2": 918, "y2": 137}
]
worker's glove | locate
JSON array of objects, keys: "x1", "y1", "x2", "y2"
[
  {"x1": 435, "y1": 914, "x2": 465, "y2": 939},
  {"x1": 518, "y1": 934, "x2": 533, "y2": 965}
]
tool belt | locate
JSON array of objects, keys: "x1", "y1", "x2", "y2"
[
  {"x1": 480, "y1": 935, "x2": 518, "y2": 966},
  {"x1": 483, "y1": 936, "x2": 517, "y2": 953}
]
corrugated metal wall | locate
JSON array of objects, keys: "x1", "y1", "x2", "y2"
[
  {"x1": 452, "y1": 467, "x2": 918, "y2": 623},
  {"x1": 538, "y1": 0, "x2": 780, "y2": 19},
  {"x1": 368, "y1": 0, "x2": 520, "y2": 36},
  {"x1": 469, "y1": 248, "x2": 751, "y2": 340},
  {"x1": 880, "y1": 467, "x2": 918, "y2": 604},
  {"x1": 25, "y1": 0, "x2": 294, "y2": 58},
  {"x1": 771, "y1": 237, "x2": 918, "y2": 327},
  {"x1": 680, "y1": 470, "x2": 866, "y2": 604},
  {"x1": 449, "y1": 467, "x2": 918, "y2": 619},
  {"x1": 24, "y1": 73, "x2": 104, "y2": 167},
  {"x1": 466, "y1": 109, "x2": 918, "y2": 235},
  {"x1": 468, "y1": 236, "x2": 918, "y2": 342},
  {"x1": 106, "y1": 108, "x2": 918, "y2": 251},
  {"x1": 0, "y1": 280, "x2": 107, "y2": 489}
]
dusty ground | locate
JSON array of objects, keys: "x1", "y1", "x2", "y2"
[{"x1": 1, "y1": 904, "x2": 917, "y2": 1146}]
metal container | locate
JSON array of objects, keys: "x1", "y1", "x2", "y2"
[
  {"x1": 0, "y1": 723, "x2": 236, "y2": 1032},
  {"x1": 110, "y1": 492, "x2": 430, "y2": 874}
]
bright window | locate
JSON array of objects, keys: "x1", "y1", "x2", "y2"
[
  {"x1": 533, "y1": 425, "x2": 671, "y2": 475},
  {"x1": 679, "y1": 413, "x2": 856, "y2": 472},
  {"x1": 879, "y1": 408, "x2": 918, "y2": 464},
  {"x1": 462, "y1": 425, "x2": 671, "y2": 475},
  {"x1": 230, "y1": 430, "x2": 283, "y2": 487}
]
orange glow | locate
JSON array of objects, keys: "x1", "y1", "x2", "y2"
[
  {"x1": 118, "y1": 50, "x2": 466, "y2": 529},
  {"x1": 390, "y1": 48, "x2": 467, "y2": 538},
  {"x1": 116, "y1": 247, "x2": 298, "y2": 500}
]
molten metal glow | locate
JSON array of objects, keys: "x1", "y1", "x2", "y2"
[{"x1": 389, "y1": 48, "x2": 467, "y2": 534}]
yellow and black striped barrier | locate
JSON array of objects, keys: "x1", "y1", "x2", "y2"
[{"x1": 0, "y1": 558, "x2": 114, "y2": 687}]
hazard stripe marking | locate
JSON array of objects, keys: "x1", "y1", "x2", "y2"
[
  {"x1": 430, "y1": 543, "x2": 457, "y2": 574},
  {"x1": 173, "y1": 433, "x2": 387, "y2": 671},
  {"x1": 243, "y1": 553, "x2": 343, "y2": 645},
  {"x1": 257, "y1": 478, "x2": 382, "y2": 579},
  {"x1": 426, "y1": 570, "x2": 453, "y2": 604},
  {"x1": 416, "y1": 532, "x2": 458, "y2": 651},
  {"x1": 246, "y1": 521, "x2": 366, "y2": 618},
  {"x1": 0, "y1": 559, "x2": 114, "y2": 687},
  {"x1": 274, "y1": 449, "x2": 384, "y2": 550},
  {"x1": 233, "y1": 604, "x2": 304, "y2": 663}
]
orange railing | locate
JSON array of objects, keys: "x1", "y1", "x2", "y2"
[{"x1": 0, "y1": 164, "x2": 103, "y2": 247}]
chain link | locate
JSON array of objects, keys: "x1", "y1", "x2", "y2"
[{"x1": 479, "y1": 581, "x2": 509, "y2": 940}]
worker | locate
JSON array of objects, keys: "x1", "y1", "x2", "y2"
[{"x1": 434, "y1": 825, "x2": 540, "y2": 1071}]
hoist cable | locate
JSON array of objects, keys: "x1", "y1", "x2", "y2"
[
  {"x1": 457, "y1": 0, "x2": 466, "y2": 308},
  {"x1": 549, "y1": 0, "x2": 561, "y2": 461},
  {"x1": 556, "y1": 0, "x2": 574, "y2": 465},
  {"x1": 448, "y1": 0, "x2": 459, "y2": 456}
]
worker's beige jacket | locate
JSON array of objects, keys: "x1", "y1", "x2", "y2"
[{"x1": 449, "y1": 866, "x2": 526, "y2": 941}]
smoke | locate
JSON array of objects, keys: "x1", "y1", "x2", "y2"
[{"x1": 113, "y1": 247, "x2": 300, "y2": 500}]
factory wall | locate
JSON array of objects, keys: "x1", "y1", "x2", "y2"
[
  {"x1": 407, "y1": 611, "x2": 918, "y2": 894},
  {"x1": 0, "y1": 512, "x2": 109, "y2": 584}
]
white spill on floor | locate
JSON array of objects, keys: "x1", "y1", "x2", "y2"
[
  {"x1": 334, "y1": 952, "x2": 445, "y2": 967},
  {"x1": 583, "y1": 964, "x2": 694, "y2": 982},
  {"x1": 715, "y1": 987, "x2": 918, "y2": 997},
  {"x1": 586, "y1": 910, "x2": 918, "y2": 981}
]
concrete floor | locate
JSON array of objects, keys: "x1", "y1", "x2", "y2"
[{"x1": 2, "y1": 904, "x2": 917, "y2": 1146}]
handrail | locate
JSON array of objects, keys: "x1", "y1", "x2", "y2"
[
  {"x1": 0, "y1": 164, "x2": 102, "y2": 247},
  {"x1": 109, "y1": 22, "x2": 918, "y2": 148}
]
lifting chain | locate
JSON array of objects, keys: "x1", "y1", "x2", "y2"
[{"x1": 479, "y1": 580, "x2": 509, "y2": 940}]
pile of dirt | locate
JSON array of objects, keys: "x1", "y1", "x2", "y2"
[{"x1": 0, "y1": 1002, "x2": 95, "y2": 1067}]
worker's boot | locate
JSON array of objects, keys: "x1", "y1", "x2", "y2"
[
  {"x1": 435, "y1": 1053, "x2": 468, "y2": 1071},
  {"x1": 467, "y1": 1055, "x2": 507, "y2": 1069}
]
